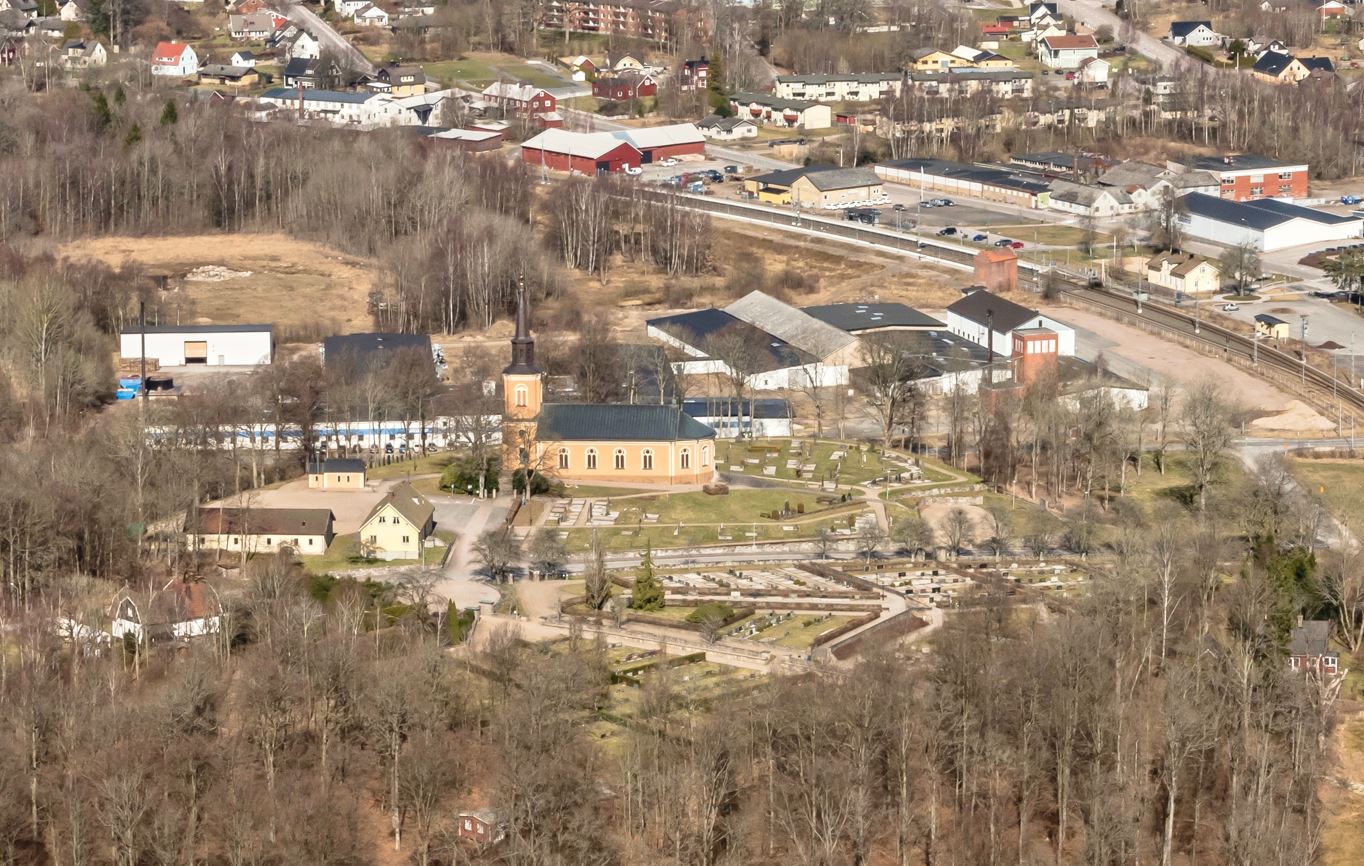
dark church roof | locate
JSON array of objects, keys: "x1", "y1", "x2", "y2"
[{"x1": 538, "y1": 404, "x2": 716, "y2": 441}]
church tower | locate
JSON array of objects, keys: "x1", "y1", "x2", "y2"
[{"x1": 502, "y1": 289, "x2": 543, "y2": 472}]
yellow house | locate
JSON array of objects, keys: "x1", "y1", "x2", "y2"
[
  {"x1": 974, "y1": 52, "x2": 1018, "y2": 70},
  {"x1": 911, "y1": 48, "x2": 968, "y2": 71},
  {"x1": 359, "y1": 482, "x2": 436, "y2": 561},
  {"x1": 307, "y1": 457, "x2": 367, "y2": 490},
  {"x1": 500, "y1": 293, "x2": 717, "y2": 486},
  {"x1": 1145, "y1": 252, "x2": 1221, "y2": 295}
]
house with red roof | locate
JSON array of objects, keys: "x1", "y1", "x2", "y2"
[
  {"x1": 151, "y1": 41, "x2": 199, "y2": 77},
  {"x1": 1039, "y1": 34, "x2": 1098, "y2": 68}
]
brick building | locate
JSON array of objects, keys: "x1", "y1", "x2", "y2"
[{"x1": 1168, "y1": 153, "x2": 1309, "y2": 201}]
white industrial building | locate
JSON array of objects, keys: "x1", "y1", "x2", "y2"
[
  {"x1": 945, "y1": 289, "x2": 1076, "y2": 357},
  {"x1": 1177, "y1": 192, "x2": 1363, "y2": 251},
  {"x1": 120, "y1": 324, "x2": 273, "y2": 367}
]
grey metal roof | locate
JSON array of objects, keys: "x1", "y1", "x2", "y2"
[
  {"x1": 124, "y1": 323, "x2": 273, "y2": 335},
  {"x1": 1049, "y1": 180, "x2": 1130, "y2": 207},
  {"x1": 315, "y1": 458, "x2": 365, "y2": 473},
  {"x1": 538, "y1": 404, "x2": 716, "y2": 441},
  {"x1": 726, "y1": 291, "x2": 859, "y2": 359},
  {"x1": 776, "y1": 73, "x2": 901, "y2": 85},
  {"x1": 881, "y1": 158, "x2": 1052, "y2": 195},
  {"x1": 1289, "y1": 620, "x2": 1333, "y2": 656},
  {"x1": 1255, "y1": 313, "x2": 1287, "y2": 325},
  {"x1": 194, "y1": 507, "x2": 333, "y2": 536},
  {"x1": 866, "y1": 330, "x2": 992, "y2": 375},
  {"x1": 1179, "y1": 153, "x2": 1301, "y2": 172},
  {"x1": 647, "y1": 308, "x2": 815, "y2": 372},
  {"x1": 747, "y1": 164, "x2": 840, "y2": 188},
  {"x1": 1169, "y1": 20, "x2": 1213, "y2": 37},
  {"x1": 947, "y1": 289, "x2": 1043, "y2": 333},
  {"x1": 365, "y1": 481, "x2": 434, "y2": 528},
  {"x1": 802, "y1": 302, "x2": 942, "y2": 332},
  {"x1": 1181, "y1": 192, "x2": 1358, "y2": 231},
  {"x1": 801, "y1": 167, "x2": 882, "y2": 192},
  {"x1": 323, "y1": 333, "x2": 431, "y2": 372},
  {"x1": 729, "y1": 91, "x2": 819, "y2": 111}
]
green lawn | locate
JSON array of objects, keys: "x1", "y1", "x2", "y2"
[
  {"x1": 980, "y1": 492, "x2": 1067, "y2": 537},
  {"x1": 1288, "y1": 458, "x2": 1364, "y2": 529},
  {"x1": 300, "y1": 530, "x2": 452, "y2": 574},
  {"x1": 715, "y1": 439, "x2": 902, "y2": 486},
  {"x1": 496, "y1": 62, "x2": 567, "y2": 89},
  {"x1": 366, "y1": 453, "x2": 454, "y2": 480},
  {"x1": 423, "y1": 58, "x2": 498, "y2": 87}
]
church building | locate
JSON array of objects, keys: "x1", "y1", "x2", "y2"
[{"x1": 502, "y1": 295, "x2": 717, "y2": 485}]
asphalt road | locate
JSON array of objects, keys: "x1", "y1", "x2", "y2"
[
  {"x1": 286, "y1": 3, "x2": 375, "y2": 75},
  {"x1": 1056, "y1": 0, "x2": 1185, "y2": 68}
]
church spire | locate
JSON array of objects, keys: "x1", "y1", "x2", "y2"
[{"x1": 504, "y1": 281, "x2": 542, "y2": 375}]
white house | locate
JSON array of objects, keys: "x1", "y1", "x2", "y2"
[
  {"x1": 120, "y1": 324, "x2": 273, "y2": 367},
  {"x1": 1168, "y1": 20, "x2": 1223, "y2": 47},
  {"x1": 945, "y1": 288, "x2": 1076, "y2": 357},
  {"x1": 286, "y1": 30, "x2": 320, "y2": 60},
  {"x1": 57, "y1": 0, "x2": 82, "y2": 21},
  {"x1": 257, "y1": 87, "x2": 416, "y2": 127},
  {"x1": 353, "y1": 3, "x2": 389, "y2": 25},
  {"x1": 150, "y1": 41, "x2": 199, "y2": 77},
  {"x1": 1039, "y1": 34, "x2": 1100, "y2": 69},
  {"x1": 111, "y1": 580, "x2": 223, "y2": 645},
  {"x1": 697, "y1": 115, "x2": 758, "y2": 141},
  {"x1": 230, "y1": 50, "x2": 256, "y2": 68},
  {"x1": 1077, "y1": 56, "x2": 1109, "y2": 85},
  {"x1": 334, "y1": 0, "x2": 368, "y2": 16}
]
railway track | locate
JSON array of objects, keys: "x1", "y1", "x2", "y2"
[{"x1": 650, "y1": 190, "x2": 1364, "y2": 420}]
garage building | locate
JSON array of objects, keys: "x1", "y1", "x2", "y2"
[
  {"x1": 876, "y1": 158, "x2": 1052, "y2": 209},
  {"x1": 120, "y1": 324, "x2": 273, "y2": 367},
  {"x1": 520, "y1": 129, "x2": 643, "y2": 174},
  {"x1": 1178, "y1": 192, "x2": 1363, "y2": 251}
]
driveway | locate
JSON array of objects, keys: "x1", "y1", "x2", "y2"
[{"x1": 1056, "y1": 0, "x2": 1186, "y2": 68}]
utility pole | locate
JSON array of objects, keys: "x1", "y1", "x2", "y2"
[{"x1": 1301, "y1": 314, "x2": 1310, "y2": 386}]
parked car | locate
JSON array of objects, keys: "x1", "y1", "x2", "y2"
[
  {"x1": 938, "y1": 198, "x2": 954, "y2": 206},
  {"x1": 1064, "y1": 71, "x2": 1075, "y2": 80},
  {"x1": 972, "y1": 233, "x2": 988, "y2": 242},
  {"x1": 723, "y1": 164, "x2": 740, "y2": 174},
  {"x1": 1009, "y1": 241, "x2": 1025, "y2": 249},
  {"x1": 921, "y1": 200, "x2": 937, "y2": 208},
  {"x1": 994, "y1": 238, "x2": 1014, "y2": 247},
  {"x1": 936, "y1": 227, "x2": 957, "y2": 236},
  {"x1": 892, "y1": 203, "x2": 907, "y2": 212},
  {"x1": 624, "y1": 166, "x2": 642, "y2": 175},
  {"x1": 1222, "y1": 303, "x2": 1240, "y2": 312},
  {"x1": 659, "y1": 158, "x2": 679, "y2": 167},
  {"x1": 1342, "y1": 194, "x2": 1362, "y2": 205}
]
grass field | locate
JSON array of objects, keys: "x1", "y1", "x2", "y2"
[
  {"x1": 1288, "y1": 458, "x2": 1364, "y2": 529},
  {"x1": 557, "y1": 506, "x2": 871, "y2": 552},
  {"x1": 980, "y1": 492, "x2": 1067, "y2": 537},
  {"x1": 422, "y1": 53, "x2": 570, "y2": 90},
  {"x1": 1120, "y1": 452, "x2": 1244, "y2": 508},
  {"x1": 366, "y1": 453, "x2": 455, "y2": 480}
]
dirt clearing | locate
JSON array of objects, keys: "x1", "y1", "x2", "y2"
[
  {"x1": 1049, "y1": 306, "x2": 1325, "y2": 421},
  {"x1": 59, "y1": 233, "x2": 375, "y2": 339}
]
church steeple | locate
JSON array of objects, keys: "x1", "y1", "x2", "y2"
[{"x1": 504, "y1": 286, "x2": 543, "y2": 375}]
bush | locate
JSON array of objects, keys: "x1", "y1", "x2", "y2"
[
  {"x1": 511, "y1": 468, "x2": 559, "y2": 496},
  {"x1": 441, "y1": 456, "x2": 498, "y2": 495},
  {"x1": 686, "y1": 602, "x2": 735, "y2": 624}
]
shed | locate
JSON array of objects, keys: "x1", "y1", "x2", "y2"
[
  {"x1": 307, "y1": 457, "x2": 367, "y2": 490},
  {"x1": 973, "y1": 248, "x2": 1018, "y2": 294},
  {"x1": 1254, "y1": 314, "x2": 1291, "y2": 340}
]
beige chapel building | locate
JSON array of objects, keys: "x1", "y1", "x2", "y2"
[{"x1": 502, "y1": 296, "x2": 717, "y2": 486}]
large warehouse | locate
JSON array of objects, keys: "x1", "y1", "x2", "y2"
[
  {"x1": 611, "y1": 123, "x2": 705, "y2": 162},
  {"x1": 120, "y1": 324, "x2": 273, "y2": 367},
  {"x1": 1178, "y1": 193, "x2": 1363, "y2": 251},
  {"x1": 520, "y1": 129, "x2": 643, "y2": 174}
]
